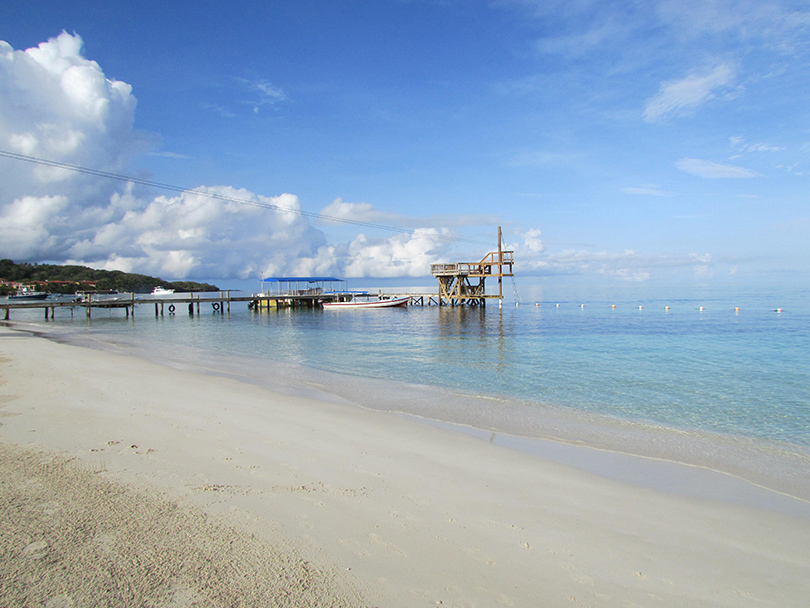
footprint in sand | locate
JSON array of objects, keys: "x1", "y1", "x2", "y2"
[
  {"x1": 22, "y1": 540, "x2": 49, "y2": 559},
  {"x1": 369, "y1": 533, "x2": 406, "y2": 556},
  {"x1": 44, "y1": 595, "x2": 73, "y2": 608}
]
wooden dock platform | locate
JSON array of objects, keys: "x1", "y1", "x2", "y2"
[
  {"x1": 429, "y1": 227, "x2": 513, "y2": 306},
  {"x1": 2, "y1": 228, "x2": 517, "y2": 319},
  {"x1": 1, "y1": 292, "x2": 231, "y2": 320},
  {"x1": 0, "y1": 289, "x2": 470, "y2": 320},
  {"x1": 0, "y1": 290, "x2": 342, "y2": 320},
  {"x1": 0, "y1": 290, "x2": 457, "y2": 321},
  {"x1": 3, "y1": 225, "x2": 518, "y2": 320}
]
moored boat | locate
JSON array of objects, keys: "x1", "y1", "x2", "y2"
[
  {"x1": 322, "y1": 296, "x2": 409, "y2": 309},
  {"x1": 151, "y1": 286, "x2": 175, "y2": 296},
  {"x1": 8, "y1": 287, "x2": 49, "y2": 300}
]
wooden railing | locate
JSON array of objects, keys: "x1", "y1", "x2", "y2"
[
  {"x1": 479, "y1": 251, "x2": 513, "y2": 266},
  {"x1": 431, "y1": 251, "x2": 513, "y2": 278}
]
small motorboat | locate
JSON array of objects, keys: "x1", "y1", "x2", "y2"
[
  {"x1": 323, "y1": 296, "x2": 409, "y2": 309},
  {"x1": 8, "y1": 287, "x2": 49, "y2": 300},
  {"x1": 75, "y1": 290, "x2": 119, "y2": 303},
  {"x1": 151, "y1": 286, "x2": 175, "y2": 296}
]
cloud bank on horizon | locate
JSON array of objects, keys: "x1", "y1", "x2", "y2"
[{"x1": 0, "y1": 33, "x2": 462, "y2": 279}]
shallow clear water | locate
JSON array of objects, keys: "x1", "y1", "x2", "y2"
[{"x1": 7, "y1": 280, "x2": 810, "y2": 450}]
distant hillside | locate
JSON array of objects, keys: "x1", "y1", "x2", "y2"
[{"x1": 0, "y1": 260, "x2": 219, "y2": 295}]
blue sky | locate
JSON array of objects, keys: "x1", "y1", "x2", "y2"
[{"x1": 1, "y1": 0, "x2": 809, "y2": 283}]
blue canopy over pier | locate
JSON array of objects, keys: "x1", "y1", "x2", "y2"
[{"x1": 259, "y1": 277, "x2": 348, "y2": 296}]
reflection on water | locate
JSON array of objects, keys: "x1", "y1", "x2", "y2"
[{"x1": 436, "y1": 305, "x2": 512, "y2": 376}]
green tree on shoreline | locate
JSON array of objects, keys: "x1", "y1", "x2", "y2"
[{"x1": 0, "y1": 260, "x2": 218, "y2": 295}]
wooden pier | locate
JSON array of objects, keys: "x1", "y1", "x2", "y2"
[
  {"x1": 0, "y1": 290, "x2": 357, "y2": 320},
  {"x1": 2, "y1": 228, "x2": 516, "y2": 318},
  {"x1": 430, "y1": 227, "x2": 514, "y2": 306},
  {"x1": 0, "y1": 286, "x2": 485, "y2": 320}
]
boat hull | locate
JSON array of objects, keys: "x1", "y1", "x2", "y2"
[
  {"x1": 8, "y1": 292, "x2": 49, "y2": 301},
  {"x1": 323, "y1": 297, "x2": 409, "y2": 309}
]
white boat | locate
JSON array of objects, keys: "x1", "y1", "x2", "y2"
[
  {"x1": 151, "y1": 286, "x2": 175, "y2": 296},
  {"x1": 323, "y1": 296, "x2": 409, "y2": 309},
  {"x1": 76, "y1": 290, "x2": 119, "y2": 303}
]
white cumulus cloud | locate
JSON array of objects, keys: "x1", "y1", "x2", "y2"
[
  {"x1": 341, "y1": 229, "x2": 450, "y2": 278},
  {"x1": 0, "y1": 33, "x2": 465, "y2": 280},
  {"x1": 0, "y1": 32, "x2": 139, "y2": 193},
  {"x1": 0, "y1": 195, "x2": 68, "y2": 259},
  {"x1": 64, "y1": 186, "x2": 328, "y2": 279},
  {"x1": 0, "y1": 32, "x2": 151, "y2": 264},
  {"x1": 514, "y1": 228, "x2": 546, "y2": 257}
]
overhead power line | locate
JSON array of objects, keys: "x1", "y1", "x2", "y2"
[{"x1": 0, "y1": 149, "x2": 490, "y2": 246}]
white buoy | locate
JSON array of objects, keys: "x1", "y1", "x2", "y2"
[
  {"x1": 515, "y1": 302, "x2": 519, "y2": 307},
  {"x1": 580, "y1": 304, "x2": 585, "y2": 309},
  {"x1": 611, "y1": 304, "x2": 616, "y2": 309},
  {"x1": 665, "y1": 306, "x2": 670, "y2": 311},
  {"x1": 556, "y1": 303, "x2": 560, "y2": 308},
  {"x1": 776, "y1": 308, "x2": 783, "y2": 313},
  {"x1": 536, "y1": 303, "x2": 539, "y2": 307},
  {"x1": 639, "y1": 305, "x2": 643, "y2": 310},
  {"x1": 699, "y1": 306, "x2": 705, "y2": 312}
]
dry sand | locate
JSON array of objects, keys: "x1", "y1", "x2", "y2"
[
  {"x1": 0, "y1": 441, "x2": 364, "y2": 607},
  {"x1": 1, "y1": 325, "x2": 810, "y2": 607}
]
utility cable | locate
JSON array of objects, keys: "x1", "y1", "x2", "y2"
[{"x1": 0, "y1": 149, "x2": 491, "y2": 246}]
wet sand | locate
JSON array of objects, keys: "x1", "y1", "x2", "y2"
[{"x1": 2, "y1": 325, "x2": 809, "y2": 607}]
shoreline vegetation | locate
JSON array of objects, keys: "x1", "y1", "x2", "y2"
[
  {"x1": 0, "y1": 259, "x2": 219, "y2": 295},
  {"x1": 2, "y1": 325, "x2": 810, "y2": 606}
]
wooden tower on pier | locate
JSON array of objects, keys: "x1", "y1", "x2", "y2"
[{"x1": 430, "y1": 227, "x2": 514, "y2": 306}]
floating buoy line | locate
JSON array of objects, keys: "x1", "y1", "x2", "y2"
[{"x1": 519, "y1": 303, "x2": 787, "y2": 314}]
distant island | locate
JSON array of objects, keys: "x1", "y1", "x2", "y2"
[{"x1": 0, "y1": 260, "x2": 219, "y2": 296}]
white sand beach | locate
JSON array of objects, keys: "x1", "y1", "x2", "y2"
[{"x1": 2, "y1": 324, "x2": 809, "y2": 607}]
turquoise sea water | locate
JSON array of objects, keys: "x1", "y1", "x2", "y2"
[
  {"x1": 5, "y1": 279, "x2": 810, "y2": 501},
  {"x1": 8, "y1": 281, "x2": 810, "y2": 445}
]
